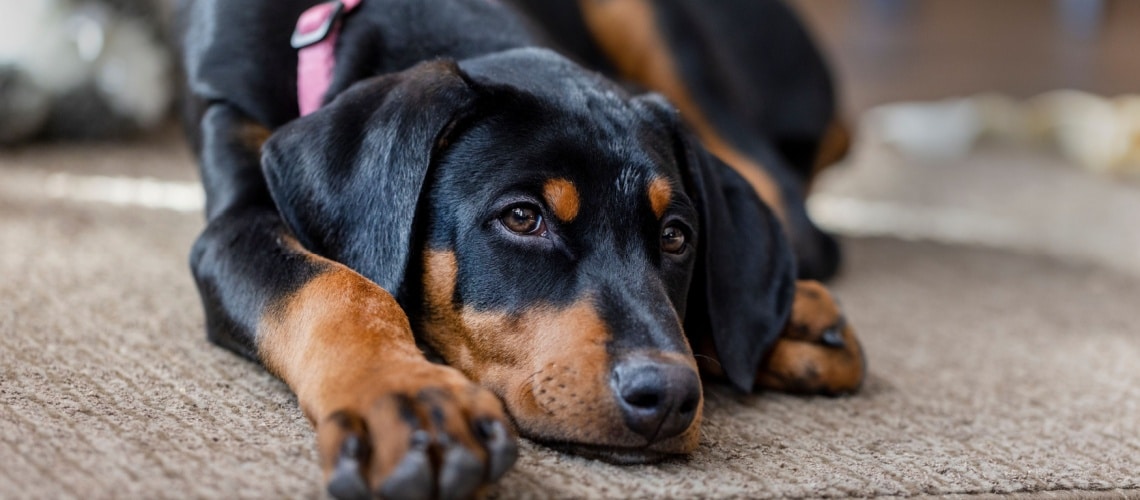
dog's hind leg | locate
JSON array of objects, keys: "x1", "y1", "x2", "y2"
[{"x1": 188, "y1": 103, "x2": 517, "y2": 499}]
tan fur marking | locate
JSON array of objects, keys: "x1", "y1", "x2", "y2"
[
  {"x1": 543, "y1": 178, "x2": 581, "y2": 223},
  {"x1": 785, "y1": 281, "x2": 843, "y2": 340},
  {"x1": 258, "y1": 246, "x2": 512, "y2": 489},
  {"x1": 579, "y1": 0, "x2": 787, "y2": 222},
  {"x1": 259, "y1": 264, "x2": 422, "y2": 421},
  {"x1": 808, "y1": 118, "x2": 852, "y2": 191},
  {"x1": 756, "y1": 281, "x2": 865, "y2": 394},
  {"x1": 237, "y1": 121, "x2": 272, "y2": 153},
  {"x1": 757, "y1": 328, "x2": 864, "y2": 394},
  {"x1": 647, "y1": 177, "x2": 673, "y2": 219},
  {"x1": 420, "y1": 250, "x2": 701, "y2": 453}
]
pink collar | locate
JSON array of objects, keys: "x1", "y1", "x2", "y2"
[{"x1": 292, "y1": 0, "x2": 363, "y2": 116}]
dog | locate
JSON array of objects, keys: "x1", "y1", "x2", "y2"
[{"x1": 177, "y1": 0, "x2": 865, "y2": 497}]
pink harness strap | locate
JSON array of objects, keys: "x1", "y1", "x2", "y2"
[{"x1": 292, "y1": 0, "x2": 363, "y2": 116}]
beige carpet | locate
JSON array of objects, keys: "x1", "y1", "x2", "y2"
[{"x1": 2, "y1": 133, "x2": 1139, "y2": 498}]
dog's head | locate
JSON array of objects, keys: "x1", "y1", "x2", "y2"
[{"x1": 262, "y1": 48, "x2": 795, "y2": 462}]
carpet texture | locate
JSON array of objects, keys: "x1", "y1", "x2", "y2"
[{"x1": 2, "y1": 134, "x2": 1139, "y2": 499}]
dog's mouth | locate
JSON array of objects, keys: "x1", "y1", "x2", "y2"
[{"x1": 531, "y1": 439, "x2": 685, "y2": 465}]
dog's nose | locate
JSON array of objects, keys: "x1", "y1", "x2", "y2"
[{"x1": 612, "y1": 357, "x2": 701, "y2": 442}]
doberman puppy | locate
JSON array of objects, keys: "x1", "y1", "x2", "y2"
[{"x1": 177, "y1": 0, "x2": 864, "y2": 497}]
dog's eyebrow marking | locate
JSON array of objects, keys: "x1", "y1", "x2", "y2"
[
  {"x1": 543, "y1": 178, "x2": 580, "y2": 223},
  {"x1": 647, "y1": 177, "x2": 672, "y2": 219}
]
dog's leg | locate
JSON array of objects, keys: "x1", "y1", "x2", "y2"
[
  {"x1": 755, "y1": 281, "x2": 865, "y2": 395},
  {"x1": 189, "y1": 103, "x2": 517, "y2": 499}
]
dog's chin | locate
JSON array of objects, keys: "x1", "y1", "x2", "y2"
[
  {"x1": 537, "y1": 441, "x2": 683, "y2": 465},
  {"x1": 520, "y1": 414, "x2": 703, "y2": 464}
]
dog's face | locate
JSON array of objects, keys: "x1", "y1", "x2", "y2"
[
  {"x1": 262, "y1": 48, "x2": 796, "y2": 463},
  {"x1": 417, "y1": 86, "x2": 703, "y2": 459}
]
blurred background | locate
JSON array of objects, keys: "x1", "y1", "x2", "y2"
[
  {"x1": 2, "y1": 0, "x2": 1137, "y2": 274},
  {"x1": 2, "y1": 1, "x2": 1139, "y2": 497},
  {"x1": 798, "y1": 0, "x2": 1139, "y2": 111},
  {"x1": 796, "y1": 0, "x2": 1140, "y2": 277}
]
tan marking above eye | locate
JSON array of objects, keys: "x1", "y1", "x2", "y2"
[
  {"x1": 578, "y1": 0, "x2": 787, "y2": 223},
  {"x1": 543, "y1": 178, "x2": 580, "y2": 223},
  {"x1": 647, "y1": 177, "x2": 673, "y2": 218}
]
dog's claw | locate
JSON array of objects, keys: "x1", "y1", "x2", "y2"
[
  {"x1": 439, "y1": 445, "x2": 484, "y2": 500},
  {"x1": 328, "y1": 456, "x2": 370, "y2": 500},
  {"x1": 479, "y1": 419, "x2": 518, "y2": 482},
  {"x1": 379, "y1": 434, "x2": 433, "y2": 500},
  {"x1": 325, "y1": 413, "x2": 373, "y2": 500},
  {"x1": 819, "y1": 326, "x2": 845, "y2": 348}
]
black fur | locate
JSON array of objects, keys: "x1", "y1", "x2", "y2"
[
  {"x1": 180, "y1": 0, "x2": 813, "y2": 394},
  {"x1": 675, "y1": 125, "x2": 797, "y2": 391},
  {"x1": 262, "y1": 60, "x2": 478, "y2": 297},
  {"x1": 431, "y1": 50, "x2": 701, "y2": 356},
  {"x1": 651, "y1": 0, "x2": 841, "y2": 281},
  {"x1": 513, "y1": 0, "x2": 843, "y2": 280}
]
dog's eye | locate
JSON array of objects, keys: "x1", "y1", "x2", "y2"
[
  {"x1": 501, "y1": 204, "x2": 546, "y2": 236},
  {"x1": 661, "y1": 223, "x2": 687, "y2": 254}
]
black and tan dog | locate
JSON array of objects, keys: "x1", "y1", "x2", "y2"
[{"x1": 178, "y1": 0, "x2": 864, "y2": 497}]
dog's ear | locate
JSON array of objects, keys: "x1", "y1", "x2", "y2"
[
  {"x1": 261, "y1": 60, "x2": 475, "y2": 296},
  {"x1": 675, "y1": 123, "x2": 798, "y2": 393}
]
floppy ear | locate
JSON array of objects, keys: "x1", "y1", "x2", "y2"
[
  {"x1": 677, "y1": 128, "x2": 798, "y2": 393},
  {"x1": 261, "y1": 60, "x2": 475, "y2": 296}
]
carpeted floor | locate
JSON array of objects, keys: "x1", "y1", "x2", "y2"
[{"x1": 2, "y1": 131, "x2": 1139, "y2": 498}]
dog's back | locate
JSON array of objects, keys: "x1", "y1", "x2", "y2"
[{"x1": 178, "y1": 0, "x2": 534, "y2": 133}]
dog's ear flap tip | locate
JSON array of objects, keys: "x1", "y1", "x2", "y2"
[
  {"x1": 710, "y1": 314, "x2": 786, "y2": 394},
  {"x1": 722, "y1": 358, "x2": 758, "y2": 393}
]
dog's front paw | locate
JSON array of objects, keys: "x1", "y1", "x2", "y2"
[
  {"x1": 756, "y1": 280, "x2": 865, "y2": 395},
  {"x1": 314, "y1": 363, "x2": 517, "y2": 500}
]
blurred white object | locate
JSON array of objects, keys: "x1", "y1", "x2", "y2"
[
  {"x1": 0, "y1": 0, "x2": 89, "y2": 93},
  {"x1": 0, "y1": 0, "x2": 171, "y2": 144},
  {"x1": 971, "y1": 93, "x2": 1027, "y2": 141},
  {"x1": 96, "y1": 15, "x2": 171, "y2": 126},
  {"x1": 1028, "y1": 90, "x2": 1140, "y2": 174},
  {"x1": 866, "y1": 90, "x2": 1140, "y2": 175},
  {"x1": 867, "y1": 98, "x2": 982, "y2": 162}
]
